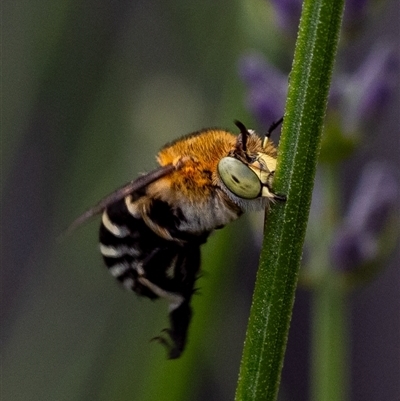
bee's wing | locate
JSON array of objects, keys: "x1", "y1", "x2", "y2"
[{"x1": 61, "y1": 163, "x2": 178, "y2": 238}]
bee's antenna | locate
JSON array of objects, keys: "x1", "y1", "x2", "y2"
[
  {"x1": 234, "y1": 120, "x2": 250, "y2": 152},
  {"x1": 266, "y1": 116, "x2": 284, "y2": 139}
]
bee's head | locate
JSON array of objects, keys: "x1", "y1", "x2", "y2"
[{"x1": 217, "y1": 121, "x2": 279, "y2": 209}]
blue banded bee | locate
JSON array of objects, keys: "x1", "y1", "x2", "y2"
[{"x1": 67, "y1": 119, "x2": 285, "y2": 359}]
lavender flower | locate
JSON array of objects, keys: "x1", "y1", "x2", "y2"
[
  {"x1": 342, "y1": 0, "x2": 369, "y2": 31},
  {"x1": 239, "y1": 45, "x2": 398, "y2": 138},
  {"x1": 237, "y1": 53, "x2": 287, "y2": 129},
  {"x1": 270, "y1": 0, "x2": 302, "y2": 35},
  {"x1": 270, "y1": 0, "x2": 370, "y2": 37},
  {"x1": 331, "y1": 162, "x2": 399, "y2": 272},
  {"x1": 332, "y1": 44, "x2": 399, "y2": 134}
]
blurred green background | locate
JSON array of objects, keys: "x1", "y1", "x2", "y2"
[{"x1": 2, "y1": 1, "x2": 399, "y2": 401}]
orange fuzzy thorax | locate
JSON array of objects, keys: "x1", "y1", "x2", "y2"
[{"x1": 152, "y1": 128, "x2": 276, "y2": 203}]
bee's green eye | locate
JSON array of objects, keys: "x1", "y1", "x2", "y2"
[{"x1": 217, "y1": 157, "x2": 261, "y2": 199}]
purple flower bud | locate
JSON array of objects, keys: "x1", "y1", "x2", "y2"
[
  {"x1": 331, "y1": 162, "x2": 399, "y2": 272},
  {"x1": 269, "y1": 0, "x2": 302, "y2": 35},
  {"x1": 356, "y1": 46, "x2": 398, "y2": 117},
  {"x1": 238, "y1": 53, "x2": 287, "y2": 128},
  {"x1": 333, "y1": 45, "x2": 399, "y2": 133},
  {"x1": 331, "y1": 228, "x2": 376, "y2": 272},
  {"x1": 270, "y1": 0, "x2": 371, "y2": 38},
  {"x1": 342, "y1": 0, "x2": 369, "y2": 31},
  {"x1": 238, "y1": 53, "x2": 270, "y2": 86},
  {"x1": 346, "y1": 163, "x2": 398, "y2": 233}
]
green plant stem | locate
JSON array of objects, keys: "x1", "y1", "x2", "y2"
[
  {"x1": 235, "y1": 0, "x2": 345, "y2": 400},
  {"x1": 311, "y1": 273, "x2": 349, "y2": 401},
  {"x1": 310, "y1": 165, "x2": 349, "y2": 401}
]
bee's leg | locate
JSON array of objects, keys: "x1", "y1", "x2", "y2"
[
  {"x1": 150, "y1": 330, "x2": 174, "y2": 355},
  {"x1": 141, "y1": 245, "x2": 200, "y2": 358},
  {"x1": 149, "y1": 301, "x2": 192, "y2": 359},
  {"x1": 137, "y1": 276, "x2": 184, "y2": 304},
  {"x1": 262, "y1": 171, "x2": 287, "y2": 202},
  {"x1": 261, "y1": 185, "x2": 287, "y2": 202},
  {"x1": 165, "y1": 300, "x2": 192, "y2": 359},
  {"x1": 272, "y1": 192, "x2": 287, "y2": 202},
  {"x1": 137, "y1": 275, "x2": 190, "y2": 358}
]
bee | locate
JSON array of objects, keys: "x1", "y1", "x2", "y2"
[{"x1": 66, "y1": 119, "x2": 285, "y2": 359}]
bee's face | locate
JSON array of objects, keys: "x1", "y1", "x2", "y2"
[
  {"x1": 217, "y1": 135, "x2": 279, "y2": 210},
  {"x1": 68, "y1": 120, "x2": 284, "y2": 359}
]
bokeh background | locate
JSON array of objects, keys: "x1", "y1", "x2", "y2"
[{"x1": 2, "y1": 1, "x2": 399, "y2": 400}]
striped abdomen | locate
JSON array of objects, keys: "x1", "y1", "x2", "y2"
[{"x1": 99, "y1": 194, "x2": 207, "y2": 358}]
